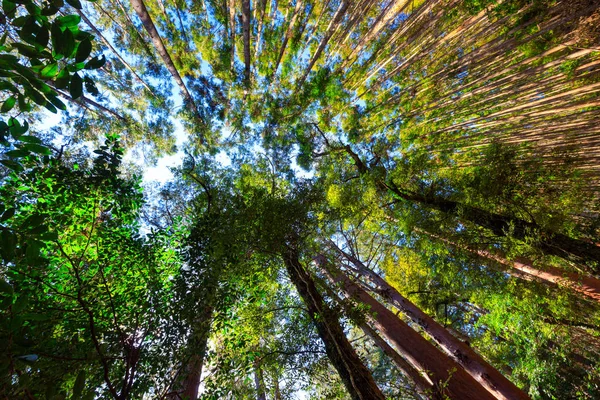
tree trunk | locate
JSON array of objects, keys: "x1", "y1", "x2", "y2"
[
  {"x1": 342, "y1": 145, "x2": 600, "y2": 269},
  {"x1": 322, "y1": 248, "x2": 529, "y2": 400},
  {"x1": 282, "y1": 248, "x2": 386, "y2": 400},
  {"x1": 273, "y1": 373, "x2": 282, "y2": 400},
  {"x1": 419, "y1": 229, "x2": 600, "y2": 303},
  {"x1": 253, "y1": 360, "x2": 267, "y2": 400},
  {"x1": 76, "y1": 10, "x2": 157, "y2": 98},
  {"x1": 241, "y1": 0, "x2": 251, "y2": 86},
  {"x1": 168, "y1": 305, "x2": 213, "y2": 400},
  {"x1": 319, "y1": 259, "x2": 499, "y2": 400},
  {"x1": 297, "y1": 0, "x2": 350, "y2": 88},
  {"x1": 359, "y1": 316, "x2": 433, "y2": 397},
  {"x1": 130, "y1": 0, "x2": 204, "y2": 127}
]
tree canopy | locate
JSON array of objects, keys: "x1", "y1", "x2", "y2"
[{"x1": 1, "y1": 0, "x2": 600, "y2": 399}]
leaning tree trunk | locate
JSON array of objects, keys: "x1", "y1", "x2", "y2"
[
  {"x1": 341, "y1": 145, "x2": 600, "y2": 270},
  {"x1": 328, "y1": 244, "x2": 529, "y2": 399},
  {"x1": 354, "y1": 306, "x2": 433, "y2": 396},
  {"x1": 130, "y1": 0, "x2": 204, "y2": 127},
  {"x1": 282, "y1": 248, "x2": 386, "y2": 400},
  {"x1": 322, "y1": 270, "x2": 497, "y2": 400},
  {"x1": 417, "y1": 228, "x2": 600, "y2": 303}
]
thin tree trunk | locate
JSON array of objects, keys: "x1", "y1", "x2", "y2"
[
  {"x1": 326, "y1": 244, "x2": 530, "y2": 400},
  {"x1": 273, "y1": 0, "x2": 303, "y2": 75},
  {"x1": 76, "y1": 10, "x2": 157, "y2": 98},
  {"x1": 113, "y1": 0, "x2": 155, "y2": 57},
  {"x1": 418, "y1": 229, "x2": 600, "y2": 303},
  {"x1": 254, "y1": 360, "x2": 267, "y2": 400},
  {"x1": 241, "y1": 0, "x2": 251, "y2": 85},
  {"x1": 50, "y1": 86, "x2": 127, "y2": 121},
  {"x1": 296, "y1": 0, "x2": 350, "y2": 88},
  {"x1": 282, "y1": 248, "x2": 386, "y2": 400},
  {"x1": 318, "y1": 257, "x2": 498, "y2": 400},
  {"x1": 341, "y1": 144, "x2": 600, "y2": 269},
  {"x1": 130, "y1": 0, "x2": 204, "y2": 126}
]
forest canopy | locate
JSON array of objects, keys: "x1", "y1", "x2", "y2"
[{"x1": 1, "y1": 0, "x2": 600, "y2": 399}]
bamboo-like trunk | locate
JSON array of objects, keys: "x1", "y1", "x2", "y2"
[
  {"x1": 76, "y1": 10, "x2": 157, "y2": 98},
  {"x1": 419, "y1": 230, "x2": 600, "y2": 303},
  {"x1": 130, "y1": 0, "x2": 204, "y2": 127}
]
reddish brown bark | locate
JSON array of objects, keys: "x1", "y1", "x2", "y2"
[
  {"x1": 326, "y1": 245, "x2": 529, "y2": 400},
  {"x1": 167, "y1": 305, "x2": 213, "y2": 400},
  {"x1": 359, "y1": 318, "x2": 433, "y2": 396},
  {"x1": 319, "y1": 258, "x2": 498, "y2": 400},
  {"x1": 283, "y1": 248, "x2": 386, "y2": 400},
  {"x1": 420, "y1": 230, "x2": 600, "y2": 303}
]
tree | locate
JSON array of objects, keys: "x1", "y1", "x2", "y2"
[{"x1": 2, "y1": 0, "x2": 600, "y2": 398}]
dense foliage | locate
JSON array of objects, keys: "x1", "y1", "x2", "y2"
[{"x1": 1, "y1": 0, "x2": 599, "y2": 399}]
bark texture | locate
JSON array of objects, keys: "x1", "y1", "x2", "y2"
[
  {"x1": 322, "y1": 263, "x2": 498, "y2": 400},
  {"x1": 327, "y1": 244, "x2": 529, "y2": 400},
  {"x1": 283, "y1": 248, "x2": 386, "y2": 400}
]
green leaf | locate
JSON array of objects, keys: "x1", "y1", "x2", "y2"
[
  {"x1": 40, "y1": 62, "x2": 58, "y2": 78},
  {"x1": 84, "y1": 54, "x2": 105, "y2": 70},
  {"x1": 23, "y1": 143, "x2": 51, "y2": 155},
  {"x1": 12, "y1": 16, "x2": 27, "y2": 28},
  {"x1": 2, "y1": 0, "x2": 16, "y2": 18},
  {"x1": 13, "y1": 294, "x2": 28, "y2": 313},
  {"x1": 72, "y1": 370, "x2": 86, "y2": 399},
  {"x1": 0, "y1": 279, "x2": 12, "y2": 295},
  {"x1": 45, "y1": 94, "x2": 66, "y2": 110},
  {"x1": 4, "y1": 149, "x2": 28, "y2": 158},
  {"x1": 29, "y1": 224, "x2": 48, "y2": 234},
  {"x1": 0, "y1": 208, "x2": 16, "y2": 222},
  {"x1": 61, "y1": 27, "x2": 75, "y2": 58},
  {"x1": 39, "y1": 231, "x2": 57, "y2": 241},
  {"x1": 75, "y1": 38, "x2": 91, "y2": 63},
  {"x1": 51, "y1": 22, "x2": 64, "y2": 60},
  {"x1": 0, "y1": 159, "x2": 23, "y2": 171},
  {"x1": 8, "y1": 117, "x2": 28, "y2": 137},
  {"x1": 83, "y1": 76, "x2": 98, "y2": 96},
  {"x1": 18, "y1": 94, "x2": 32, "y2": 112},
  {"x1": 64, "y1": 0, "x2": 81, "y2": 9},
  {"x1": 19, "y1": 135, "x2": 42, "y2": 144},
  {"x1": 25, "y1": 88, "x2": 47, "y2": 106},
  {"x1": 25, "y1": 240, "x2": 42, "y2": 261},
  {"x1": 0, "y1": 230, "x2": 16, "y2": 261},
  {"x1": 69, "y1": 72, "x2": 82, "y2": 99},
  {"x1": 22, "y1": 213, "x2": 44, "y2": 229},
  {"x1": 56, "y1": 15, "x2": 80, "y2": 28},
  {"x1": 55, "y1": 69, "x2": 70, "y2": 89},
  {"x1": 44, "y1": 101, "x2": 57, "y2": 113},
  {"x1": 1, "y1": 96, "x2": 16, "y2": 112},
  {"x1": 12, "y1": 43, "x2": 41, "y2": 58},
  {"x1": 35, "y1": 25, "x2": 50, "y2": 49}
]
